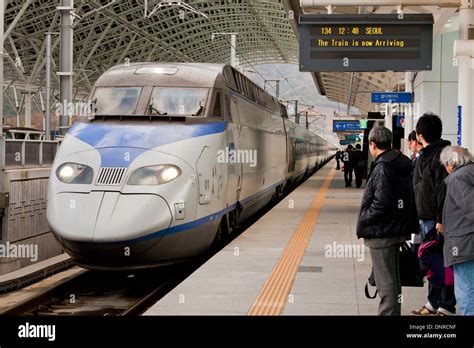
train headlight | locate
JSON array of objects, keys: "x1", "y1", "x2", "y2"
[
  {"x1": 128, "y1": 165, "x2": 182, "y2": 185},
  {"x1": 56, "y1": 163, "x2": 94, "y2": 184}
]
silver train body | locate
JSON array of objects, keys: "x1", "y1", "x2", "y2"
[{"x1": 46, "y1": 63, "x2": 334, "y2": 270}]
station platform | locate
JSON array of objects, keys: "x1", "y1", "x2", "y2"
[{"x1": 144, "y1": 160, "x2": 428, "y2": 316}]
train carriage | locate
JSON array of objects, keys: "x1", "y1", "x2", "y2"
[{"x1": 46, "y1": 63, "x2": 333, "y2": 270}]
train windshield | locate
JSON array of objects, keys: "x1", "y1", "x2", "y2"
[
  {"x1": 93, "y1": 87, "x2": 142, "y2": 115},
  {"x1": 149, "y1": 87, "x2": 208, "y2": 116}
]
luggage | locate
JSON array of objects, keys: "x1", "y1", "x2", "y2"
[{"x1": 365, "y1": 242, "x2": 424, "y2": 299}]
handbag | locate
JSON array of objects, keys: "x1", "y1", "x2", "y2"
[
  {"x1": 400, "y1": 242, "x2": 424, "y2": 287},
  {"x1": 364, "y1": 270, "x2": 377, "y2": 299},
  {"x1": 365, "y1": 242, "x2": 424, "y2": 299}
]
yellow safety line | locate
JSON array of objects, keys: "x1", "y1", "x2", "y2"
[{"x1": 247, "y1": 168, "x2": 336, "y2": 316}]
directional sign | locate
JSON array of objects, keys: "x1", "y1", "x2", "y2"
[
  {"x1": 371, "y1": 92, "x2": 413, "y2": 103},
  {"x1": 299, "y1": 14, "x2": 434, "y2": 72},
  {"x1": 345, "y1": 134, "x2": 361, "y2": 141},
  {"x1": 340, "y1": 139, "x2": 355, "y2": 146},
  {"x1": 333, "y1": 120, "x2": 367, "y2": 132}
]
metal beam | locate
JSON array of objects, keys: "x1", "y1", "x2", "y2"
[
  {"x1": 59, "y1": 0, "x2": 74, "y2": 135},
  {"x1": 45, "y1": 32, "x2": 55, "y2": 140},
  {"x1": 3, "y1": 0, "x2": 33, "y2": 41},
  {"x1": 116, "y1": 33, "x2": 138, "y2": 64},
  {"x1": 30, "y1": 11, "x2": 60, "y2": 81},
  {"x1": 347, "y1": 72, "x2": 355, "y2": 115},
  {"x1": 0, "y1": 0, "x2": 4, "y2": 148},
  {"x1": 7, "y1": 36, "x2": 24, "y2": 73},
  {"x1": 80, "y1": 21, "x2": 113, "y2": 69},
  {"x1": 246, "y1": 0, "x2": 290, "y2": 62}
]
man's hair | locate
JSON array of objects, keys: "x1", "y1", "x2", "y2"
[
  {"x1": 356, "y1": 144, "x2": 361, "y2": 150},
  {"x1": 368, "y1": 127, "x2": 392, "y2": 150},
  {"x1": 416, "y1": 112, "x2": 443, "y2": 143},
  {"x1": 408, "y1": 130, "x2": 418, "y2": 142},
  {"x1": 347, "y1": 145, "x2": 353, "y2": 150}
]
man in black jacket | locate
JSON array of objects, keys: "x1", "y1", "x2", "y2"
[
  {"x1": 335, "y1": 149, "x2": 342, "y2": 170},
  {"x1": 411, "y1": 113, "x2": 456, "y2": 316},
  {"x1": 343, "y1": 145, "x2": 354, "y2": 187},
  {"x1": 352, "y1": 144, "x2": 364, "y2": 188},
  {"x1": 357, "y1": 127, "x2": 418, "y2": 315}
]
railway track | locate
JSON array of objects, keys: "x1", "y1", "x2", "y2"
[{"x1": 0, "y1": 262, "x2": 201, "y2": 316}]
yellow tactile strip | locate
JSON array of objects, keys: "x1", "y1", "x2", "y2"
[{"x1": 247, "y1": 169, "x2": 336, "y2": 316}]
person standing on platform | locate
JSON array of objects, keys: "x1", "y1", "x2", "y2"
[
  {"x1": 408, "y1": 130, "x2": 424, "y2": 165},
  {"x1": 439, "y1": 146, "x2": 474, "y2": 316},
  {"x1": 353, "y1": 144, "x2": 364, "y2": 188},
  {"x1": 343, "y1": 145, "x2": 354, "y2": 187},
  {"x1": 407, "y1": 130, "x2": 424, "y2": 250},
  {"x1": 357, "y1": 127, "x2": 418, "y2": 316},
  {"x1": 411, "y1": 113, "x2": 456, "y2": 316},
  {"x1": 335, "y1": 149, "x2": 342, "y2": 170}
]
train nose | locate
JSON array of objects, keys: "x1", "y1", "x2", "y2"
[{"x1": 47, "y1": 192, "x2": 172, "y2": 243}]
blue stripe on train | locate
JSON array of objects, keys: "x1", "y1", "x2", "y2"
[{"x1": 68, "y1": 121, "x2": 228, "y2": 167}]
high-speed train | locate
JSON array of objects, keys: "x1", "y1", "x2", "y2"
[{"x1": 46, "y1": 63, "x2": 334, "y2": 270}]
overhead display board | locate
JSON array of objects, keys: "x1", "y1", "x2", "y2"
[{"x1": 299, "y1": 14, "x2": 434, "y2": 72}]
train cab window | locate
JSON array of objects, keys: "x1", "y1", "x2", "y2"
[
  {"x1": 93, "y1": 87, "x2": 142, "y2": 115},
  {"x1": 211, "y1": 92, "x2": 222, "y2": 118},
  {"x1": 150, "y1": 87, "x2": 208, "y2": 116}
]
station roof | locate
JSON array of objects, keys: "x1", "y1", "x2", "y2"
[
  {"x1": 3, "y1": 1, "x2": 460, "y2": 113},
  {"x1": 3, "y1": 0, "x2": 298, "y2": 95}
]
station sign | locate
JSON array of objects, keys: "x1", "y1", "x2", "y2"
[
  {"x1": 333, "y1": 120, "x2": 367, "y2": 132},
  {"x1": 299, "y1": 14, "x2": 434, "y2": 72},
  {"x1": 340, "y1": 139, "x2": 355, "y2": 145},
  {"x1": 345, "y1": 134, "x2": 361, "y2": 141},
  {"x1": 372, "y1": 92, "x2": 413, "y2": 103},
  {"x1": 458, "y1": 105, "x2": 462, "y2": 146}
]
